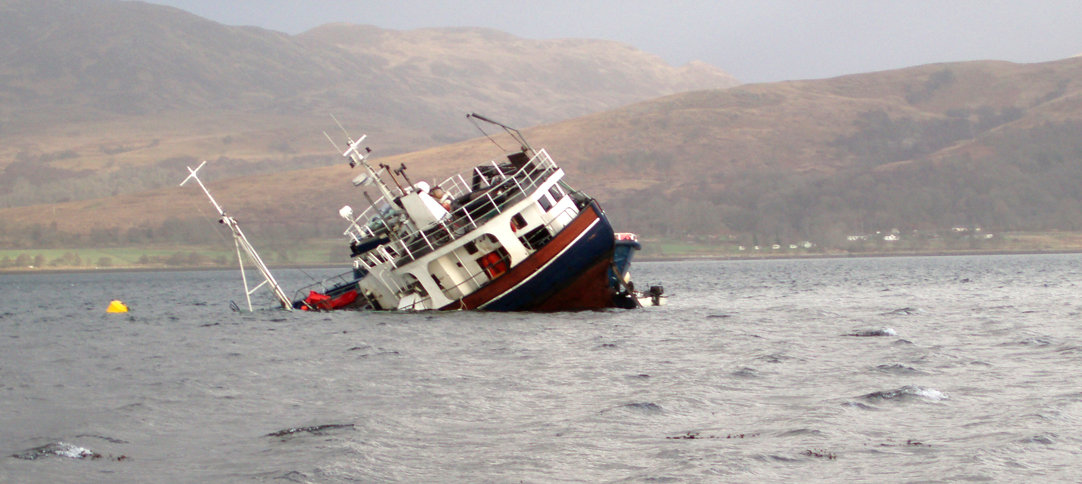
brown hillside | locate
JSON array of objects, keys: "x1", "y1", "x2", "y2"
[
  {"x1": 4, "y1": 57, "x2": 1082, "y2": 246},
  {"x1": 0, "y1": 0, "x2": 737, "y2": 209}
]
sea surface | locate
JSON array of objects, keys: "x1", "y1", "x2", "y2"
[{"x1": 2, "y1": 254, "x2": 1082, "y2": 483}]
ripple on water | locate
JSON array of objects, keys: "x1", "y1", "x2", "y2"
[
  {"x1": 873, "y1": 363, "x2": 924, "y2": 375},
  {"x1": 620, "y1": 402, "x2": 664, "y2": 414},
  {"x1": 845, "y1": 328, "x2": 897, "y2": 337},
  {"x1": 731, "y1": 367, "x2": 760, "y2": 378},
  {"x1": 843, "y1": 401, "x2": 879, "y2": 411},
  {"x1": 755, "y1": 354, "x2": 797, "y2": 364},
  {"x1": 1021, "y1": 434, "x2": 1057, "y2": 445},
  {"x1": 1013, "y1": 337, "x2": 1053, "y2": 346},
  {"x1": 778, "y1": 428, "x2": 823, "y2": 437},
  {"x1": 861, "y1": 385, "x2": 949, "y2": 402}
]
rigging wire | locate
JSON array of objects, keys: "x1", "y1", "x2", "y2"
[{"x1": 467, "y1": 114, "x2": 509, "y2": 153}]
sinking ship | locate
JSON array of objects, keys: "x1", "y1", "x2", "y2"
[{"x1": 183, "y1": 114, "x2": 663, "y2": 312}]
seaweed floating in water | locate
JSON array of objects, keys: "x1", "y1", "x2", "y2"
[
  {"x1": 667, "y1": 431, "x2": 704, "y2": 440},
  {"x1": 803, "y1": 449, "x2": 837, "y2": 460},
  {"x1": 666, "y1": 431, "x2": 759, "y2": 440},
  {"x1": 877, "y1": 438, "x2": 932, "y2": 447},
  {"x1": 265, "y1": 424, "x2": 355, "y2": 438}
]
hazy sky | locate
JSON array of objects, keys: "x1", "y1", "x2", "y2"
[{"x1": 141, "y1": 0, "x2": 1082, "y2": 83}]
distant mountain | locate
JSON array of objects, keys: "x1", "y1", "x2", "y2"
[
  {"x1": 0, "y1": 0, "x2": 738, "y2": 205},
  {"x1": 296, "y1": 24, "x2": 738, "y2": 128},
  {"x1": 5, "y1": 56, "x2": 1082, "y2": 250}
]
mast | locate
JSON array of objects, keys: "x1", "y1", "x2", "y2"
[
  {"x1": 180, "y1": 161, "x2": 293, "y2": 311},
  {"x1": 341, "y1": 134, "x2": 398, "y2": 206}
]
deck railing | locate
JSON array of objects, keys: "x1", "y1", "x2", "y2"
[
  {"x1": 290, "y1": 269, "x2": 373, "y2": 308},
  {"x1": 346, "y1": 149, "x2": 560, "y2": 270}
]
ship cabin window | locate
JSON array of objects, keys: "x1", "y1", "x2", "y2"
[
  {"x1": 464, "y1": 241, "x2": 479, "y2": 254},
  {"x1": 537, "y1": 194, "x2": 553, "y2": 212},
  {"x1": 548, "y1": 184, "x2": 564, "y2": 202},
  {"x1": 519, "y1": 226, "x2": 553, "y2": 251},
  {"x1": 511, "y1": 213, "x2": 528, "y2": 232},
  {"x1": 431, "y1": 273, "x2": 446, "y2": 290}
]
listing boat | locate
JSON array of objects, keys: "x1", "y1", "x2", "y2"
[{"x1": 183, "y1": 114, "x2": 663, "y2": 312}]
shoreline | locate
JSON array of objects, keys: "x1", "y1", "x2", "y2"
[
  {"x1": 0, "y1": 263, "x2": 348, "y2": 276},
  {"x1": 636, "y1": 248, "x2": 1082, "y2": 263},
  {"x1": 4, "y1": 249, "x2": 1082, "y2": 275}
]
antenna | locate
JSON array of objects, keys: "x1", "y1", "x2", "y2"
[
  {"x1": 323, "y1": 131, "x2": 343, "y2": 153},
  {"x1": 331, "y1": 113, "x2": 350, "y2": 140},
  {"x1": 180, "y1": 162, "x2": 293, "y2": 311}
]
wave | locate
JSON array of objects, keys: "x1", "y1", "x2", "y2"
[
  {"x1": 731, "y1": 367, "x2": 759, "y2": 378},
  {"x1": 861, "y1": 385, "x2": 948, "y2": 402},
  {"x1": 873, "y1": 363, "x2": 923, "y2": 375},
  {"x1": 845, "y1": 328, "x2": 897, "y2": 337},
  {"x1": 75, "y1": 434, "x2": 129, "y2": 444},
  {"x1": 12, "y1": 442, "x2": 95, "y2": 460},
  {"x1": 1022, "y1": 434, "x2": 1057, "y2": 445},
  {"x1": 842, "y1": 401, "x2": 878, "y2": 410},
  {"x1": 621, "y1": 402, "x2": 664, "y2": 414}
]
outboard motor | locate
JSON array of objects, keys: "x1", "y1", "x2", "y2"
[{"x1": 648, "y1": 285, "x2": 665, "y2": 306}]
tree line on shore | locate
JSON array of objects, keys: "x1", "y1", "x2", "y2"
[{"x1": 0, "y1": 251, "x2": 231, "y2": 269}]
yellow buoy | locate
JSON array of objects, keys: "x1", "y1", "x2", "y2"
[{"x1": 106, "y1": 300, "x2": 129, "y2": 313}]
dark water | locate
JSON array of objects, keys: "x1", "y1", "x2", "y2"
[{"x1": 2, "y1": 255, "x2": 1082, "y2": 482}]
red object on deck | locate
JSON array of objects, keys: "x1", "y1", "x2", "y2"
[{"x1": 302, "y1": 290, "x2": 358, "y2": 310}]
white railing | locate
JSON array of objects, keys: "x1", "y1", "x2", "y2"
[
  {"x1": 344, "y1": 149, "x2": 561, "y2": 269},
  {"x1": 291, "y1": 270, "x2": 359, "y2": 304}
]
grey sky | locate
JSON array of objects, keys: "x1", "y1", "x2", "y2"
[{"x1": 141, "y1": 0, "x2": 1082, "y2": 83}]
